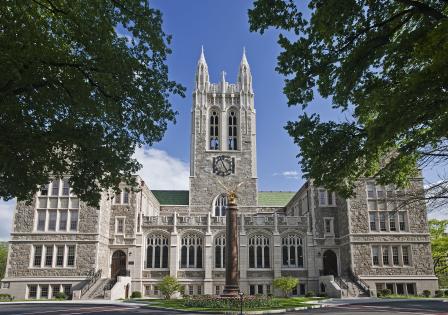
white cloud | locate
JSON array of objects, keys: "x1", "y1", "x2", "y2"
[
  {"x1": 0, "y1": 148, "x2": 188, "y2": 241},
  {"x1": 0, "y1": 199, "x2": 15, "y2": 242},
  {"x1": 133, "y1": 147, "x2": 189, "y2": 190},
  {"x1": 273, "y1": 170, "x2": 300, "y2": 180}
]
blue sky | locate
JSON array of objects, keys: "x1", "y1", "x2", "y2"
[{"x1": 0, "y1": 0, "x2": 446, "y2": 240}]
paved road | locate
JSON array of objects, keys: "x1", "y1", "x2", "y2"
[
  {"x1": 299, "y1": 300, "x2": 448, "y2": 315},
  {"x1": 0, "y1": 300, "x2": 446, "y2": 315},
  {"x1": 0, "y1": 304, "x2": 204, "y2": 315}
]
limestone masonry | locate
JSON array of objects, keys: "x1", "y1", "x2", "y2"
[{"x1": 0, "y1": 49, "x2": 438, "y2": 300}]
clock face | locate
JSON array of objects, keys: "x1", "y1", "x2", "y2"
[{"x1": 213, "y1": 155, "x2": 234, "y2": 177}]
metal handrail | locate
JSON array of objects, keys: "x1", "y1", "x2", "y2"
[
  {"x1": 80, "y1": 269, "x2": 102, "y2": 297},
  {"x1": 347, "y1": 268, "x2": 370, "y2": 295}
]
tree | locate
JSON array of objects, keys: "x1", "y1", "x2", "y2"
[
  {"x1": 158, "y1": 276, "x2": 182, "y2": 300},
  {"x1": 273, "y1": 276, "x2": 299, "y2": 297},
  {"x1": 0, "y1": 243, "x2": 7, "y2": 279},
  {"x1": 429, "y1": 219, "x2": 448, "y2": 287},
  {"x1": 248, "y1": 0, "x2": 448, "y2": 205},
  {"x1": 0, "y1": 0, "x2": 184, "y2": 206}
]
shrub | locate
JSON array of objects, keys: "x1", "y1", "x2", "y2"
[
  {"x1": 305, "y1": 291, "x2": 315, "y2": 297},
  {"x1": 130, "y1": 291, "x2": 142, "y2": 298},
  {"x1": 158, "y1": 276, "x2": 182, "y2": 300},
  {"x1": 445, "y1": 290, "x2": 448, "y2": 297},
  {"x1": 54, "y1": 292, "x2": 68, "y2": 300},
  {"x1": 380, "y1": 289, "x2": 392, "y2": 297},
  {"x1": 273, "y1": 277, "x2": 299, "y2": 297},
  {"x1": 0, "y1": 293, "x2": 13, "y2": 301},
  {"x1": 422, "y1": 290, "x2": 431, "y2": 297},
  {"x1": 184, "y1": 295, "x2": 278, "y2": 309},
  {"x1": 434, "y1": 290, "x2": 443, "y2": 298},
  {"x1": 318, "y1": 293, "x2": 328, "y2": 298}
]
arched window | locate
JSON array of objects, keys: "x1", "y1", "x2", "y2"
[
  {"x1": 214, "y1": 194, "x2": 227, "y2": 217},
  {"x1": 228, "y1": 111, "x2": 238, "y2": 150},
  {"x1": 214, "y1": 234, "x2": 226, "y2": 268},
  {"x1": 180, "y1": 234, "x2": 203, "y2": 268},
  {"x1": 210, "y1": 110, "x2": 219, "y2": 150},
  {"x1": 249, "y1": 235, "x2": 270, "y2": 268},
  {"x1": 146, "y1": 234, "x2": 169, "y2": 268},
  {"x1": 282, "y1": 234, "x2": 303, "y2": 268}
]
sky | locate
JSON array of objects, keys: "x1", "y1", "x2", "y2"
[{"x1": 0, "y1": 1, "x2": 446, "y2": 240}]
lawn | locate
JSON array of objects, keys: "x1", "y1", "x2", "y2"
[{"x1": 135, "y1": 297, "x2": 324, "y2": 312}]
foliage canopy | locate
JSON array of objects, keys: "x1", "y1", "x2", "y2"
[
  {"x1": 0, "y1": 0, "x2": 184, "y2": 205},
  {"x1": 159, "y1": 276, "x2": 182, "y2": 300},
  {"x1": 273, "y1": 276, "x2": 299, "y2": 297},
  {"x1": 429, "y1": 219, "x2": 448, "y2": 287},
  {"x1": 249, "y1": 0, "x2": 448, "y2": 201}
]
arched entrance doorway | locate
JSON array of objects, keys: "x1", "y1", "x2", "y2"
[
  {"x1": 322, "y1": 250, "x2": 338, "y2": 276},
  {"x1": 111, "y1": 250, "x2": 127, "y2": 279}
]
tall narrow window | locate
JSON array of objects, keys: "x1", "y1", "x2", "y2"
[
  {"x1": 48, "y1": 210, "x2": 57, "y2": 231},
  {"x1": 372, "y1": 246, "x2": 380, "y2": 265},
  {"x1": 51, "y1": 180, "x2": 59, "y2": 196},
  {"x1": 248, "y1": 235, "x2": 270, "y2": 269},
  {"x1": 146, "y1": 234, "x2": 169, "y2": 269},
  {"x1": 281, "y1": 234, "x2": 303, "y2": 268},
  {"x1": 399, "y1": 212, "x2": 406, "y2": 231},
  {"x1": 402, "y1": 246, "x2": 410, "y2": 265},
  {"x1": 34, "y1": 245, "x2": 42, "y2": 267},
  {"x1": 56, "y1": 245, "x2": 64, "y2": 267},
  {"x1": 214, "y1": 194, "x2": 227, "y2": 217},
  {"x1": 116, "y1": 218, "x2": 124, "y2": 234},
  {"x1": 62, "y1": 179, "x2": 70, "y2": 196},
  {"x1": 59, "y1": 210, "x2": 68, "y2": 231},
  {"x1": 382, "y1": 246, "x2": 389, "y2": 265},
  {"x1": 45, "y1": 245, "x2": 53, "y2": 267},
  {"x1": 70, "y1": 210, "x2": 78, "y2": 231},
  {"x1": 228, "y1": 111, "x2": 237, "y2": 150},
  {"x1": 40, "y1": 285, "x2": 49, "y2": 299},
  {"x1": 389, "y1": 212, "x2": 396, "y2": 231},
  {"x1": 379, "y1": 213, "x2": 386, "y2": 231},
  {"x1": 67, "y1": 245, "x2": 75, "y2": 266},
  {"x1": 369, "y1": 212, "x2": 377, "y2": 231},
  {"x1": 123, "y1": 191, "x2": 129, "y2": 204},
  {"x1": 214, "y1": 234, "x2": 226, "y2": 268},
  {"x1": 209, "y1": 111, "x2": 219, "y2": 150},
  {"x1": 180, "y1": 234, "x2": 203, "y2": 268},
  {"x1": 37, "y1": 210, "x2": 46, "y2": 231},
  {"x1": 392, "y1": 246, "x2": 399, "y2": 265}
]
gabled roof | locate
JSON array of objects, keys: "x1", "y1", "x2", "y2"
[
  {"x1": 151, "y1": 190, "x2": 189, "y2": 205},
  {"x1": 258, "y1": 191, "x2": 296, "y2": 207}
]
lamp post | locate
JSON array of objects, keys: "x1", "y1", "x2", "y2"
[{"x1": 239, "y1": 291, "x2": 244, "y2": 315}]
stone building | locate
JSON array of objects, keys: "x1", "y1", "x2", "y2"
[{"x1": 0, "y1": 49, "x2": 438, "y2": 300}]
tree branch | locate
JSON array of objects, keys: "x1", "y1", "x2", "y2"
[{"x1": 395, "y1": 0, "x2": 447, "y2": 21}]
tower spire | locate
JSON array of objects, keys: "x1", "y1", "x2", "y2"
[
  {"x1": 195, "y1": 46, "x2": 209, "y2": 92},
  {"x1": 238, "y1": 47, "x2": 252, "y2": 93}
]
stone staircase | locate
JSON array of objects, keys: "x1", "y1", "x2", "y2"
[
  {"x1": 341, "y1": 277, "x2": 370, "y2": 297},
  {"x1": 81, "y1": 278, "x2": 110, "y2": 299}
]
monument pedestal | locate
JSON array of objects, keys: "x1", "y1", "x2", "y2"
[{"x1": 221, "y1": 201, "x2": 239, "y2": 296}]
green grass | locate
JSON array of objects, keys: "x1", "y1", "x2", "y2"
[
  {"x1": 380, "y1": 294, "x2": 445, "y2": 299},
  {"x1": 134, "y1": 297, "x2": 323, "y2": 312}
]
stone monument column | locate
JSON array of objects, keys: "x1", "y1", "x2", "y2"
[{"x1": 222, "y1": 195, "x2": 239, "y2": 296}]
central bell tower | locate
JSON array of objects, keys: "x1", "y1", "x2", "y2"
[{"x1": 189, "y1": 48, "x2": 258, "y2": 211}]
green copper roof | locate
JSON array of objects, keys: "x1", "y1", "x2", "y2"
[
  {"x1": 258, "y1": 191, "x2": 296, "y2": 207},
  {"x1": 151, "y1": 190, "x2": 295, "y2": 207},
  {"x1": 151, "y1": 190, "x2": 189, "y2": 205}
]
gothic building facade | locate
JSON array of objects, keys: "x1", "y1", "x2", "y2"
[{"x1": 0, "y1": 49, "x2": 438, "y2": 300}]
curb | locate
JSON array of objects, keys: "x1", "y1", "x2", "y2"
[{"x1": 143, "y1": 303, "x2": 328, "y2": 314}]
